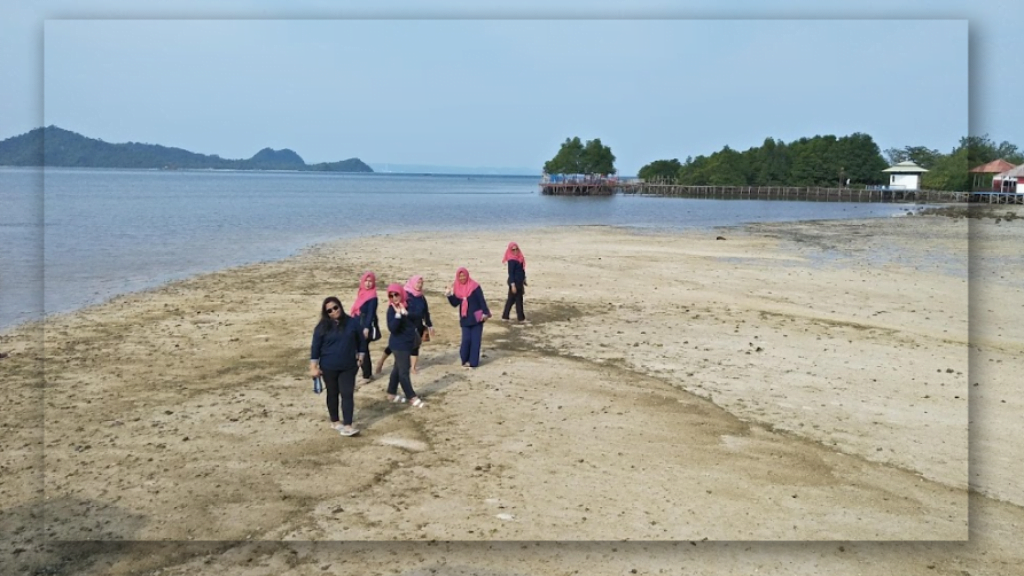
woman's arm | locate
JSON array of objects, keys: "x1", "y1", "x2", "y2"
[
  {"x1": 352, "y1": 321, "x2": 367, "y2": 364},
  {"x1": 475, "y1": 287, "x2": 491, "y2": 318},
  {"x1": 310, "y1": 329, "x2": 323, "y2": 376},
  {"x1": 386, "y1": 305, "x2": 406, "y2": 332},
  {"x1": 364, "y1": 298, "x2": 378, "y2": 325}
]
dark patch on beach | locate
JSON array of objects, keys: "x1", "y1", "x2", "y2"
[
  {"x1": 914, "y1": 205, "x2": 1022, "y2": 221},
  {"x1": 482, "y1": 301, "x2": 588, "y2": 354}
]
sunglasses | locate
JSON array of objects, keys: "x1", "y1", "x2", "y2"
[
  {"x1": 325, "y1": 305, "x2": 340, "y2": 313},
  {"x1": 388, "y1": 292, "x2": 400, "y2": 298}
]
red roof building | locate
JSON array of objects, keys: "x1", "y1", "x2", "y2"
[{"x1": 970, "y1": 159, "x2": 1017, "y2": 190}]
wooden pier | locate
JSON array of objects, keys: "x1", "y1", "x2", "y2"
[
  {"x1": 615, "y1": 183, "x2": 972, "y2": 203},
  {"x1": 540, "y1": 179, "x2": 615, "y2": 196},
  {"x1": 540, "y1": 178, "x2": 1024, "y2": 204}
]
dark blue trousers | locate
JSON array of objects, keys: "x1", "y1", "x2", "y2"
[
  {"x1": 460, "y1": 323, "x2": 484, "y2": 367},
  {"x1": 386, "y1": 350, "x2": 417, "y2": 399},
  {"x1": 323, "y1": 367, "x2": 357, "y2": 425}
]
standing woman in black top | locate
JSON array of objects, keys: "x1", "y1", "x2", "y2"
[
  {"x1": 501, "y1": 241, "x2": 527, "y2": 322},
  {"x1": 350, "y1": 271, "x2": 380, "y2": 385},
  {"x1": 310, "y1": 296, "x2": 366, "y2": 437},
  {"x1": 384, "y1": 283, "x2": 426, "y2": 408},
  {"x1": 446, "y1": 267, "x2": 491, "y2": 368},
  {"x1": 374, "y1": 274, "x2": 435, "y2": 375}
]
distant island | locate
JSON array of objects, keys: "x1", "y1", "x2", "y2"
[{"x1": 0, "y1": 126, "x2": 374, "y2": 172}]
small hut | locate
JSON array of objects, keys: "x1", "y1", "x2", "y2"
[
  {"x1": 881, "y1": 161, "x2": 928, "y2": 190},
  {"x1": 969, "y1": 159, "x2": 1016, "y2": 191}
]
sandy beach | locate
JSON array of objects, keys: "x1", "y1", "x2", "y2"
[{"x1": 3, "y1": 207, "x2": 1024, "y2": 574}]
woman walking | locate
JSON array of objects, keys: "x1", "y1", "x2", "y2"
[
  {"x1": 375, "y1": 274, "x2": 435, "y2": 375},
  {"x1": 500, "y1": 241, "x2": 527, "y2": 323},
  {"x1": 310, "y1": 296, "x2": 366, "y2": 437},
  {"x1": 384, "y1": 283, "x2": 426, "y2": 408},
  {"x1": 446, "y1": 267, "x2": 491, "y2": 369},
  {"x1": 350, "y1": 271, "x2": 380, "y2": 385}
]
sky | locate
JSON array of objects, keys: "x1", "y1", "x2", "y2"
[{"x1": 1, "y1": 1, "x2": 1018, "y2": 175}]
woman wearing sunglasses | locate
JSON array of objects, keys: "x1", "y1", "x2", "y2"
[
  {"x1": 384, "y1": 283, "x2": 426, "y2": 407},
  {"x1": 500, "y1": 241, "x2": 528, "y2": 323},
  {"x1": 446, "y1": 267, "x2": 491, "y2": 368},
  {"x1": 310, "y1": 296, "x2": 367, "y2": 437},
  {"x1": 375, "y1": 274, "x2": 435, "y2": 375},
  {"x1": 350, "y1": 271, "x2": 381, "y2": 385}
]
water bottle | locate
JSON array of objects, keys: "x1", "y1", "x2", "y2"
[{"x1": 313, "y1": 376, "x2": 323, "y2": 394}]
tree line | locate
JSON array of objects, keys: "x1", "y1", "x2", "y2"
[
  {"x1": 546, "y1": 133, "x2": 1023, "y2": 191},
  {"x1": 882, "y1": 136, "x2": 1023, "y2": 191}
]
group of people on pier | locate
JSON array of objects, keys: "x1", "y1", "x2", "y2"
[{"x1": 308, "y1": 241, "x2": 528, "y2": 437}]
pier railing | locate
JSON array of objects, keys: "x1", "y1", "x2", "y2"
[
  {"x1": 539, "y1": 178, "x2": 1024, "y2": 204},
  {"x1": 615, "y1": 183, "x2": 974, "y2": 203}
]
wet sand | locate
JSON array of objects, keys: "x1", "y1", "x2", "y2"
[{"x1": 3, "y1": 208, "x2": 1023, "y2": 574}]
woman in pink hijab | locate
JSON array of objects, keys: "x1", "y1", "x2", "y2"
[
  {"x1": 445, "y1": 267, "x2": 491, "y2": 368},
  {"x1": 383, "y1": 283, "x2": 425, "y2": 407},
  {"x1": 350, "y1": 271, "x2": 380, "y2": 384},
  {"x1": 375, "y1": 274, "x2": 434, "y2": 375},
  {"x1": 500, "y1": 241, "x2": 528, "y2": 323}
]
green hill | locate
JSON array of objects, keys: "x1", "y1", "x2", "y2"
[{"x1": 0, "y1": 126, "x2": 373, "y2": 172}]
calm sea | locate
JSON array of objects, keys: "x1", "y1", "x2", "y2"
[{"x1": 0, "y1": 167, "x2": 912, "y2": 330}]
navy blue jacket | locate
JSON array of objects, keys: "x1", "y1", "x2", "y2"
[
  {"x1": 406, "y1": 293, "x2": 432, "y2": 330},
  {"x1": 311, "y1": 317, "x2": 366, "y2": 371},
  {"x1": 356, "y1": 297, "x2": 380, "y2": 351},
  {"x1": 447, "y1": 286, "x2": 490, "y2": 327},
  {"x1": 386, "y1": 305, "x2": 421, "y2": 352},
  {"x1": 507, "y1": 260, "x2": 526, "y2": 287}
]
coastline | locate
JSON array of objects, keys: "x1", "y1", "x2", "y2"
[
  {"x1": 0, "y1": 164, "x2": 921, "y2": 333},
  {"x1": 2, "y1": 212, "x2": 1023, "y2": 572}
]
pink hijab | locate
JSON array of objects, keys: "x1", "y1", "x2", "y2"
[
  {"x1": 404, "y1": 275, "x2": 423, "y2": 298},
  {"x1": 502, "y1": 241, "x2": 526, "y2": 269},
  {"x1": 386, "y1": 283, "x2": 407, "y2": 308},
  {"x1": 350, "y1": 271, "x2": 378, "y2": 316},
  {"x1": 452, "y1": 267, "x2": 480, "y2": 317}
]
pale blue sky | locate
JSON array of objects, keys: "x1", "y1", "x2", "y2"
[{"x1": 2, "y1": 1, "x2": 1016, "y2": 175}]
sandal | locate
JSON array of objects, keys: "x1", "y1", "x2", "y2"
[
  {"x1": 388, "y1": 395, "x2": 407, "y2": 403},
  {"x1": 409, "y1": 397, "x2": 426, "y2": 408}
]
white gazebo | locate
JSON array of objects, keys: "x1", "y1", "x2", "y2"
[{"x1": 882, "y1": 161, "x2": 929, "y2": 190}]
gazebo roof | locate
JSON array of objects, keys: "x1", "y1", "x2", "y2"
[
  {"x1": 969, "y1": 159, "x2": 1016, "y2": 174},
  {"x1": 882, "y1": 161, "x2": 929, "y2": 173}
]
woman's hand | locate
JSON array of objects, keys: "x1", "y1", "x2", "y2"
[
  {"x1": 510, "y1": 284, "x2": 517, "y2": 294},
  {"x1": 309, "y1": 363, "x2": 322, "y2": 378},
  {"x1": 362, "y1": 328, "x2": 369, "y2": 339}
]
